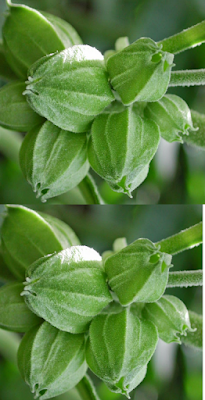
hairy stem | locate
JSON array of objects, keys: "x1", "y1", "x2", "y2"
[
  {"x1": 76, "y1": 374, "x2": 101, "y2": 400},
  {"x1": 158, "y1": 20, "x2": 205, "y2": 54},
  {"x1": 167, "y1": 270, "x2": 203, "y2": 287},
  {"x1": 169, "y1": 69, "x2": 205, "y2": 86},
  {"x1": 156, "y1": 222, "x2": 202, "y2": 255},
  {"x1": 78, "y1": 173, "x2": 104, "y2": 204}
]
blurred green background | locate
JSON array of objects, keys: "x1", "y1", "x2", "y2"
[
  {"x1": 0, "y1": 204, "x2": 202, "y2": 400},
  {"x1": 0, "y1": 0, "x2": 205, "y2": 204}
]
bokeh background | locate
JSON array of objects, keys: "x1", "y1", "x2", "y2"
[
  {"x1": 0, "y1": 204, "x2": 202, "y2": 400},
  {"x1": 0, "y1": 0, "x2": 205, "y2": 204}
]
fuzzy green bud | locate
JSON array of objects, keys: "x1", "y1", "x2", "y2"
[
  {"x1": 0, "y1": 82, "x2": 44, "y2": 132},
  {"x1": 19, "y1": 121, "x2": 90, "y2": 201},
  {"x1": 105, "y1": 238, "x2": 172, "y2": 305},
  {"x1": 142, "y1": 295, "x2": 195, "y2": 343},
  {"x1": 106, "y1": 37, "x2": 174, "y2": 104},
  {"x1": 18, "y1": 321, "x2": 87, "y2": 399},
  {"x1": 3, "y1": 1, "x2": 82, "y2": 79},
  {"x1": 1, "y1": 205, "x2": 80, "y2": 280},
  {"x1": 0, "y1": 283, "x2": 41, "y2": 332},
  {"x1": 24, "y1": 45, "x2": 114, "y2": 132},
  {"x1": 144, "y1": 94, "x2": 195, "y2": 143},
  {"x1": 88, "y1": 102, "x2": 160, "y2": 197},
  {"x1": 22, "y1": 246, "x2": 112, "y2": 333},
  {"x1": 86, "y1": 303, "x2": 158, "y2": 397}
]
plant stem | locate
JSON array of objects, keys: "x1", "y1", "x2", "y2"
[
  {"x1": 169, "y1": 69, "x2": 205, "y2": 86},
  {"x1": 78, "y1": 174, "x2": 104, "y2": 204},
  {"x1": 181, "y1": 310, "x2": 202, "y2": 350},
  {"x1": 167, "y1": 270, "x2": 203, "y2": 287},
  {"x1": 155, "y1": 222, "x2": 202, "y2": 255},
  {"x1": 76, "y1": 374, "x2": 101, "y2": 400},
  {"x1": 158, "y1": 20, "x2": 205, "y2": 54}
]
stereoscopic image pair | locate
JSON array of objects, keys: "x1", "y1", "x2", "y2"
[{"x1": 0, "y1": 1, "x2": 203, "y2": 400}]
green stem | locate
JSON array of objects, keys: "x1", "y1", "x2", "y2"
[
  {"x1": 167, "y1": 270, "x2": 203, "y2": 287},
  {"x1": 78, "y1": 173, "x2": 104, "y2": 204},
  {"x1": 169, "y1": 69, "x2": 205, "y2": 86},
  {"x1": 155, "y1": 222, "x2": 202, "y2": 255},
  {"x1": 158, "y1": 20, "x2": 205, "y2": 54},
  {"x1": 76, "y1": 374, "x2": 101, "y2": 400},
  {"x1": 181, "y1": 310, "x2": 202, "y2": 350}
]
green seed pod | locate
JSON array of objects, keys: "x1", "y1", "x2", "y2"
[
  {"x1": 18, "y1": 321, "x2": 87, "y2": 399},
  {"x1": 105, "y1": 238, "x2": 172, "y2": 305},
  {"x1": 22, "y1": 246, "x2": 112, "y2": 333},
  {"x1": 144, "y1": 94, "x2": 195, "y2": 143},
  {"x1": 86, "y1": 303, "x2": 158, "y2": 397},
  {"x1": 0, "y1": 283, "x2": 41, "y2": 332},
  {"x1": 88, "y1": 102, "x2": 160, "y2": 197},
  {"x1": 106, "y1": 37, "x2": 174, "y2": 104},
  {"x1": 142, "y1": 295, "x2": 195, "y2": 343},
  {"x1": 19, "y1": 121, "x2": 90, "y2": 202},
  {"x1": 3, "y1": 0, "x2": 82, "y2": 79},
  {"x1": 0, "y1": 82, "x2": 44, "y2": 132},
  {"x1": 24, "y1": 45, "x2": 114, "y2": 132},
  {"x1": 1, "y1": 205, "x2": 80, "y2": 280}
]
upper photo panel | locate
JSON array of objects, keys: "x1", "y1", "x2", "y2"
[{"x1": 0, "y1": 0, "x2": 205, "y2": 204}]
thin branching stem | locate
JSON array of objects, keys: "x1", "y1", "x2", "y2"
[
  {"x1": 158, "y1": 20, "x2": 205, "y2": 54},
  {"x1": 169, "y1": 69, "x2": 205, "y2": 86},
  {"x1": 167, "y1": 270, "x2": 203, "y2": 287},
  {"x1": 156, "y1": 222, "x2": 202, "y2": 255}
]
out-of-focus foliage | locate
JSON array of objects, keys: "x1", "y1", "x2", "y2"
[
  {"x1": 0, "y1": 204, "x2": 202, "y2": 400},
  {"x1": 0, "y1": 0, "x2": 205, "y2": 204}
]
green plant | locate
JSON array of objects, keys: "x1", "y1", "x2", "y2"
[
  {"x1": 0, "y1": 1, "x2": 205, "y2": 203},
  {"x1": 0, "y1": 205, "x2": 202, "y2": 399}
]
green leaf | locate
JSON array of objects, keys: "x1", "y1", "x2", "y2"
[
  {"x1": 0, "y1": 81, "x2": 44, "y2": 132},
  {"x1": 104, "y1": 238, "x2": 172, "y2": 305},
  {"x1": 76, "y1": 374, "x2": 101, "y2": 400},
  {"x1": 18, "y1": 321, "x2": 87, "y2": 399},
  {"x1": 1, "y1": 205, "x2": 80, "y2": 280},
  {"x1": 0, "y1": 248, "x2": 16, "y2": 282},
  {"x1": 19, "y1": 121, "x2": 90, "y2": 202},
  {"x1": 0, "y1": 39, "x2": 16, "y2": 81},
  {"x1": 22, "y1": 246, "x2": 112, "y2": 333},
  {"x1": 88, "y1": 102, "x2": 160, "y2": 197},
  {"x1": 106, "y1": 37, "x2": 174, "y2": 104},
  {"x1": 142, "y1": 295, "x2": 195, "y2": 343},
  {"x1": 86, "y1": 302, "x2": 158, "y2": 398},
  {"x1": 24, "y1": 45, "x2": 114, "y2": 132},
  {"x1": 144, "y1": 94, "x2": 195, "y2": 143},
  {"x1": 3, "y1": 1, "x2": 82, "y2": 79},
  {"x1": 0, "y1": 283, "x2": 41, "y2": 332}
]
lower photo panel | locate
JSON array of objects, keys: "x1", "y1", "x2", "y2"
[{"x1": 0, "y1": 204, "x2": 202, "y2": 400}]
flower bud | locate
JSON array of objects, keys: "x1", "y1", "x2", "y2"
[
  {"x1": 144, "y1": 94, "x2": 195, "y2": 142},
  {"x1": 0, "y1": 283, "x2": 41, "y2": 332},
  {"x1": 142, "y1": 295, "x2": 195, "y2": 343},
  {"x1": 88, "y1": 102, "x2": 160, "y2": 197},
  {"x1": 105, "y1": 238, "x2": 172, "y2": 305},
  {"x1": 106, "y1": 37, "x2": 174, "y2": 104},
  {"x1": 0, "y1": 82, "x2": 44, "y2": 132},
  {"x1": 22, "y1": 246, "x2": 112, "y2": 333},
  {"x1": 18, "y1": 321, "x2": 87, "y2": 399},
  {"x1": 1, "y1": 205, "x2": 80, "y2": 280},
  {"x1": 19, "y1": 121, "x2": 90, "y2": 201},
  {"x1": 24, "y1": 45, "x2": 114, "y2": 132},
  {"x1": 3, "y1": 1, "x2": 82, "y2": 79},
  {"x1": 86, "y1": 303, "x2": 158, "y2": 397}
]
